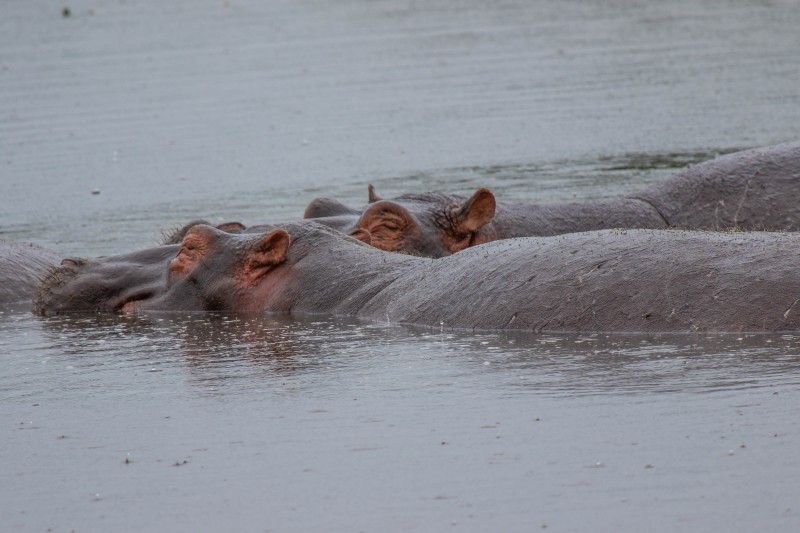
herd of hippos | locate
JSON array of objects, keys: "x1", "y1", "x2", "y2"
[{"x1": 3, "y1": 141, "x2": 800, "y2": 333}]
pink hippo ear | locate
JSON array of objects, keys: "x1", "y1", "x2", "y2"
[
  {"x1": 170, "y1": 224, "x2": 217, "y2": 278},
  {"x1": 452, "y1": 187, "x2": 496, "y2": 234},
  {"x1": 441, "y1": 188, "x2": 497, "y2": 253},
  {"x1": 243, "y1": 229, "x2": 291, "y2": 282},
  {"x1": 355, "y1": 200, "x2": 418, "y2": 252},
  {"x1": 367, "y1": 184, "x2": 383, "y2": 203}
]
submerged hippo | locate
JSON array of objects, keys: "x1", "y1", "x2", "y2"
[
  {"x1": 0, "y1": 240, "x2": 60, "y2": 306},
  {"x1": 35, "y1": 221, "x2": 800, "y2": 333},
  {"x1": 304, "y1": 142, "x2": 800, "y2": 256}
]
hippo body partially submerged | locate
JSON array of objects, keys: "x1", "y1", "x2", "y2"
[
  {"x1": 36, "y1": 222, "x2": 800, "y2": 333},
  {"x1": 0, "y1": 240, "x2": 60, "y2": 307},
  {"x1": 304, "y1": 142, "x2": 800, "y2": 256}
]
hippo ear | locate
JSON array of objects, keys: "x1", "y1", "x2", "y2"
[
  {"x1": 356, "y1": 201, "x2": 417, "y2": 252},
  {"x1": 368, "y1": 184, "x2": 383, "y2": 203},
  {"x1": 304, "y1": 198, "x2": 358, "y2": 219},
  {"x1": 215, "y1": 221, "x2": 246, "y2": 234},
  {"x1": 170, "y1": 224, "x2": 217, "y2": 277},
  {"x1": 452, "y1": 188, "x2": 496, "y2": 234},
  {"x1": 244, "y1": 229, "x2": 291, "y2": 281}
]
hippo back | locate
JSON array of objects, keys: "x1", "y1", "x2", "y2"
[{"x1": 632, "y1": 142, "x2": 800, "y2": 230}]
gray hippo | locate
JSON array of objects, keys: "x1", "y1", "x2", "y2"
[
  {"x1": 1, "y1": 240, "x2": 60, "y2": 307},
  {"x1": 35, "y1": 222, "x2": 800, "y2": 333},
  {"x1": 303, "y1": 142, "x2": 800, "y2": 256}
]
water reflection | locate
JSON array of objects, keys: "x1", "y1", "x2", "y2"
[
  {"x1": 27, "y1": 312, "x2": 800, "y2": 399},
  {"x1": 419, "y1": 329, "x2": 800, "y2": 397}
]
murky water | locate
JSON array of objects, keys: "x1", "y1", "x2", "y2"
[{"x1": 3, "y1": 1, "x2": 800, "y2": 531}]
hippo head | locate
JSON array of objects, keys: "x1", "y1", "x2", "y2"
[
  {"x1": 35, "y1": 222, "x2": 351, "y2": 315},
  {"x1": 303, "y1": 185, "x2": 497, "y2": 257},
  {"x1": 139, "y1": 224, "x2": 291, "y2": 312},
  {"x1": 35, "y1": 244, "x2": 180, "y2": 316}
]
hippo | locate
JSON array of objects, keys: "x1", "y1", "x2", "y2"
[
  {"x1": 303, "y1": 142, "x2": 800, "y2": 256},
  {"x1": 0, "y1": 240, "x2": 61, "y2": 307},
  {"x1": 35, "y1": 221, "x2": 800, "y2": 333}
]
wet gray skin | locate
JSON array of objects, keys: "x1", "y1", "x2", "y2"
[
  {"x1": 36, "y1": 245, "x2": 179, "y2": 315},
  {"x1": 303, "y1": 142, "x2": 800, "y2": 257},
  {"x1": 37, "y1": 221, "x2": 800, "y2": 333},
  {"x1": 0, "y1": 241, "x2": 60, "y2": 307}
]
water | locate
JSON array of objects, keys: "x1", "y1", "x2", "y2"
[{"x1": 2, "y1": 1, "x2": 800, "y2": 531}]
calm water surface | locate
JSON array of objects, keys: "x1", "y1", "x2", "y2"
[{"x1": 2, "y1": 1, "x2": 800, "y2": 531}]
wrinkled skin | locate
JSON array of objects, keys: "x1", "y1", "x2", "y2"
[
  {"x1": 0, "y1": 240, "x2": 60, "y2": 307},
  {"x1": 35, "y1": 222, "x2": 800, "y2": 333},
  {"x1": 304, "y1": 142, "x2": 800, "y2": 256}
]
